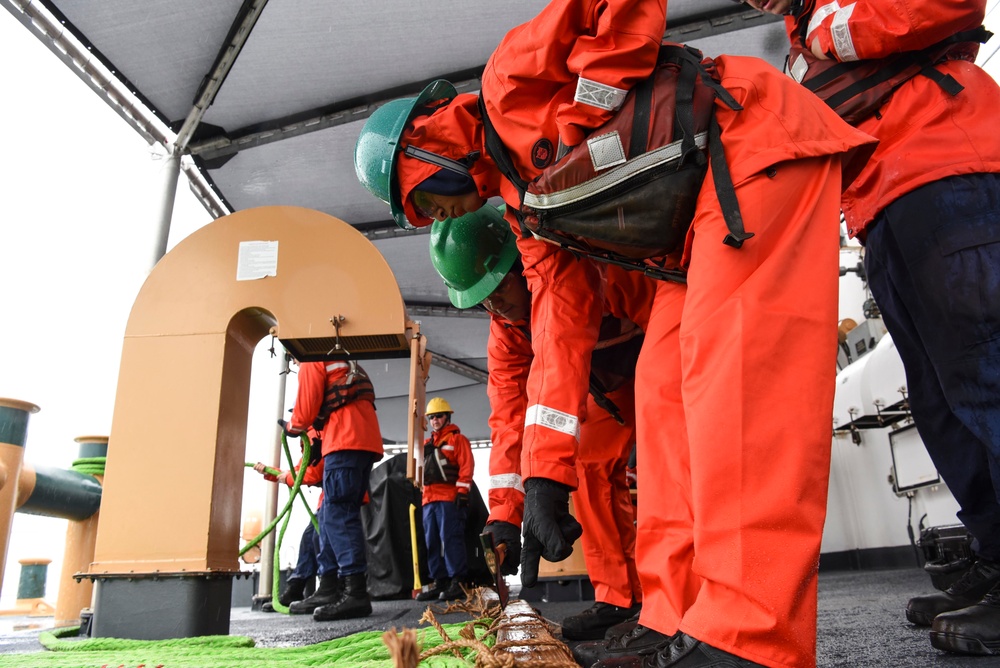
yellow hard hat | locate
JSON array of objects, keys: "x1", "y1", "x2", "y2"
[{"x1": 426, "y1": 397, "x2": 453, "y2": 415}]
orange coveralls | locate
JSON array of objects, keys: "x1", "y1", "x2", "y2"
[
  {"x1": 422, "y1": 422, "x2": 474, "y2": 505},
  {"x1": 288, "y1": 361, "x2": 383, "y2": 459},
  {"x1": 396, "y1": 0, "x2": 873, "y2": 665},
  {"x1": 789, "y1": 1, "x2": 1000, "y2": 237},
  {"x1": 487, "y1": 266, "x2": 653, "y2": 607}
]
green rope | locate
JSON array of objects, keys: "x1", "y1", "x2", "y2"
[
  {"x1": 71, "y1": 457, "x2": 106, "y2": 477},
  {"x1": 0, "y1": 621, "x2": 493, "y2": 667},
  {"x1": 241, "y1": 433, "x2": 322, "y2": 614}
]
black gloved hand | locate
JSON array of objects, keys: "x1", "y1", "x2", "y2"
[
  {"x1": 277, "y1": 418, "x2": 302, "y2": 438},
  {"x1": 520, "y1": 478, "x2": 582, "y2": 587},
  {"x1": 307, "y1": 434, "x2": 323, "y2": 467},
  {"x1": 482, "y1": 520, "x2": 522, "y2": 576},
  {"x1": 455, "y1": 491, "x2": 469, "y2": 509}
]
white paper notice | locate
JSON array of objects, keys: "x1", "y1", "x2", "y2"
[{"x1": 236, "y1": 240, "x2": 278, "y2": 281}]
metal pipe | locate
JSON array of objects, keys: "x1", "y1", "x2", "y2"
[
  {"x1": 257, "y1": 352, "x2": 290, "y2": 600},
  {"x1": 151, "y1": 151, "x2": 181, "y2": 266},
  {"x1": 54, "y1": 436, "x2": 107, "y2": 627},
  {"x1": 0, "y1": 398, "x2": 38, "y2": 599}
]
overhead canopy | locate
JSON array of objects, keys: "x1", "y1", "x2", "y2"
[{"x1": 4, "y1": 0, "x2": 786, "y2": 440}]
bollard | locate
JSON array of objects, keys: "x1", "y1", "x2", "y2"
[
  {"x1": 0, "y1": 398, "x2": 39, "y2": 599},
  {"x1": 54, "y1": 436, "x2": 107, "y2": 627}
]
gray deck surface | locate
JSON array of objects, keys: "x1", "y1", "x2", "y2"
[{"x1": 0, "y1": 566, "x2": 998, "y2": 666}]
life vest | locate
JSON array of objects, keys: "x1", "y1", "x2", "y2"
[
  {"x1": 786, "y1": 24, "x2": 991, "y2": 125},
  {"x1": 422, "y1": 431, "x2": 460, "y2": 486},
  {"x1": 480, "y1": 43, "x2": 748, "y2": 284},
  {"x1": 312, "y1": 361, "x2": 376, "y2": 431}
]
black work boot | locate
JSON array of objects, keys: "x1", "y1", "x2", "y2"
[
  {"x1": 906, "y1": 558, "x2": 1000, "y2": 626},
  {"x1": 930, "y1": 584, "x2": 1000, "y2": 655},
  {"x1": 562, "y1": 600, "x2": 642, "y2": 641},
  {"x1": 278, "y1": 577, "x2": 309, "y2": 607},
  {"x1": 313, "y1": 573, "x2": 372, "y2": 621},
  {"x1": 572, "y1": 623, "x2": 671, "y2": 667},
  {"x1": 416, "y1": 578, "x2": 450, "y2": 601},
  {"x1": 288, "y1": 573, "x2": 341, "y2": 615},
  {"x1": 439, "y1": 578, "x2": 466, "y2": 601},
  {"x1": 594, "y1": 632, "x2": 764, "y2": 667}
]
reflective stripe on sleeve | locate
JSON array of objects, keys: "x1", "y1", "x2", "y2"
[
  {"x1": 830, "y1": 4, "x2": 858, "y2": 61},
  {"x1": 575, "y1": 77, "x2": 628, "y2": 111},
  {"x1": 525, "y1": 404, "x2": 580, "y2": 440},
  {"x1": 325, "y1": 362, "x2": 349, "y2": 372},
  {"x1": 490, "y1": 473, "x2": 525, "y2": 493},
  {"x1": 456, "y1": 481, "x2": 471, "y2": 489},
  {"x1": 807, "y1": 1, "x2": 841, "y2": 39}
]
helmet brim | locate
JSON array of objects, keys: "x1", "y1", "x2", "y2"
[{"x1": 386, "y1": 80, "x2": 458, "y2": 229}]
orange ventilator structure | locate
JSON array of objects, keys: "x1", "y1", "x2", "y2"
[{"x1": 87, "y1": 206, "x2": 430, "y2": 639}]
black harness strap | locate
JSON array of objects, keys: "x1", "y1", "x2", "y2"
[{"x1": 801, "y1": 27, "x2": 990, "y2": 107}]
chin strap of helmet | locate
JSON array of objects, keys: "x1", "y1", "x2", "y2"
[{"x1": 402, "y1": 145, "x2": 480, "y2": 177}]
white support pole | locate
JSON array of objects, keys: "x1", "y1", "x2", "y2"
[
  {"x1": 150, "y1": 150, "x2": 181, "y2": 268},
  {"x1": 258, "y1": 352, "x2": 290, "y2": 599}
]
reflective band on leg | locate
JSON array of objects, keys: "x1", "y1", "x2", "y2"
[
  {"x1": 490, "y1": 473, "x2": 525, "y2": 493},
  {"x1": 525, "y1": 405, "x2": 581, "y2": 440}
]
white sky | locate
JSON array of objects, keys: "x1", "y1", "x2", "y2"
[{"x1": 0, "y1": 0, "x2": 997, "y2": 615}]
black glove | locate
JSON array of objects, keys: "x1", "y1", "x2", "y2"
[
  {"x1": 307, "y1": 434, "x2": 323, "y2": 467},
  {"x1": 455, "y1": 491, "x2": 469, "y2": 509},
  {"x1": 482, "y1": 520, "x2": 521, "y2": 576},
  {"x1": 520, "y1": 478, "x2": 582, "y2": 587},
  {"x1": 277, "y1": 418, "x2": 302, "y2": 438}
]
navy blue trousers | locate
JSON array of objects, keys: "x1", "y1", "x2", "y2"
[
  {"x1": 318, "y1": 450, "x2": 379, "y2": 577},
  {"x1": 864, "y1": 172, "x2": 1000, "y2": 558},
  {"x1": 290, "y1": 520, "x2": 320, "y2": 581},
  {"x1": 422, "y1": 500, "x2": 468, "y2": 581}
]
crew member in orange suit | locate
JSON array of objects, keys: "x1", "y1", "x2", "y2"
[
  {"x1": 253, "y1": 426, "x2": 325, "y2": 611},
  {"x1": 428, "y1": 207, "x2": 652, "y2": 639},
  {"x1": 747, "y1": 0, "x2": 1000, "y2": 656},
  {"x1": 416, "y1": 396, "x2": 475, "y2": 602},
  {"x1": 354, "y1": 0, "x2": 874, "y2": 664},
  {"x1": 280, "y1": 360, "x2": 384, "y2": 622}
]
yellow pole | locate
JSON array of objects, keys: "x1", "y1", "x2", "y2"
[{"x1": 409, "y1": 503, "x2": 422, "y2": 595}]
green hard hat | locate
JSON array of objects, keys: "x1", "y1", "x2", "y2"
[
  {"x1": 354, "y1": 79, "x2": 458, "y2": 229},
  {"x1": 429, "y1": 205, "x2": 518, "y2": 309}
]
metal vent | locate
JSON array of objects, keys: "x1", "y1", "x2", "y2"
[{"x1": 281, "y1": 334, "x2": 410, "y2": 362}]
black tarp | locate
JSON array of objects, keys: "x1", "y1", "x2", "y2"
[{"x1": 362, "y1": 453, "x2": 492, "y2": 600}]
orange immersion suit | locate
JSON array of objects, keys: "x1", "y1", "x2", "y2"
[
  {"x1": 288, "y1": 361, "x2": 383, "y2": 459},
  {"x1": 486, "y1": 266, "x2": 654, "y2": 608},
  {"x1": 396, "y1": 0, "x2": 874, "y2": 665}
]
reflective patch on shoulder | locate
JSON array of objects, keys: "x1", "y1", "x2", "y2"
[
  {"x1": 575, "y1": 77, "x2": 627, "y2": 111},
  {"x1": 588, "y1": 131, "x2": 627, "y2": 171},
  {"x1": 490, "y1": 473, "x2": 524, "y2": 493},
  {"x1": 525, "y1": 405, "x2": 580, "y2": 440},
  {"x1": 789, "y1": 53, "x2": 808, "y2": 83},
  {"x1": 441, "y1": 444, "x2": 455, "y2": 451},
  {"x1": 831, "y1": 4, "x2": 858, "y2": 61}
]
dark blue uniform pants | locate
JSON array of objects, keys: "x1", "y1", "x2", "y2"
[
  {"x1": 291, "y1": 520, "x2": 320, "y2": 580},
  {"x1": 864, "y1": 172, "x2": 1000, "y2": 559},
  {"x1": 422, "y1": 500, "x2": 468, "y2": 581},
  {"x1": 318, "y1": 450, "x2": 379, "y2": 577}
]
